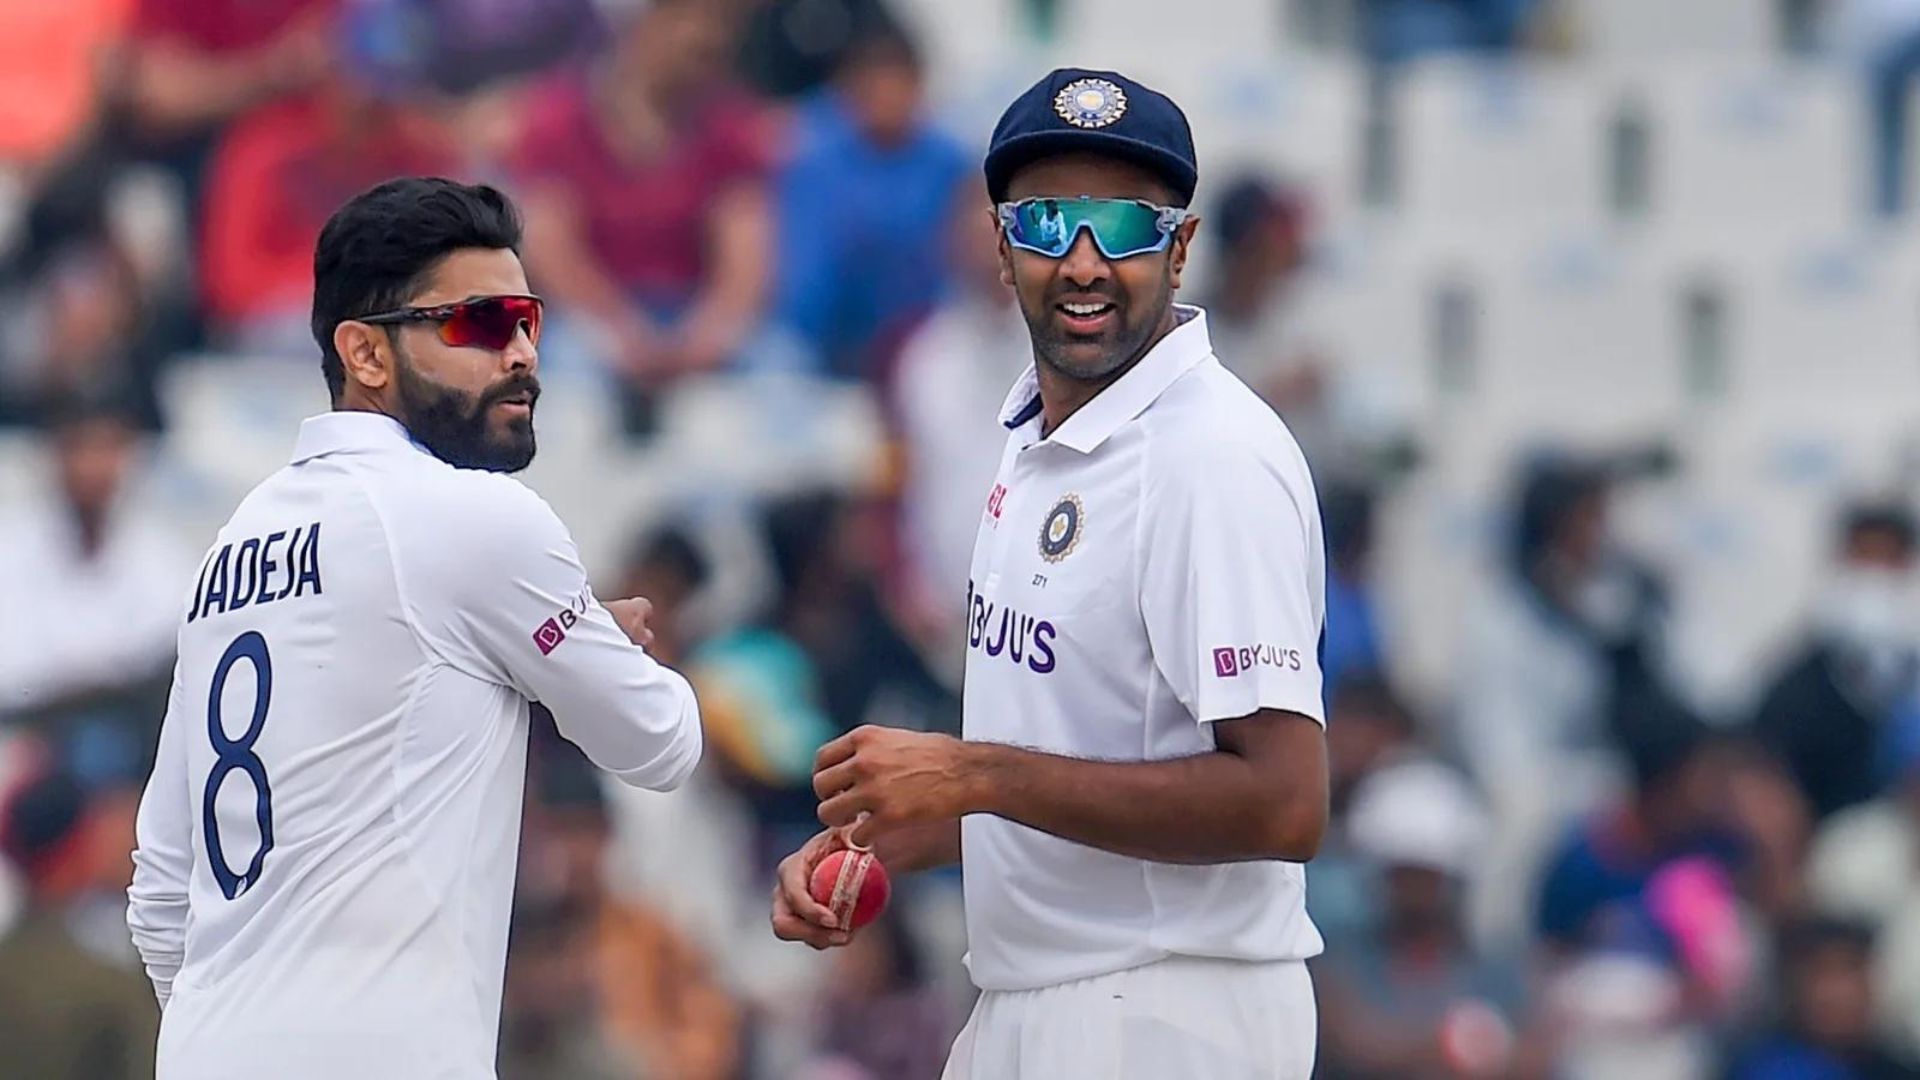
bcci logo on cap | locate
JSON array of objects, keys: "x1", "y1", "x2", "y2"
[{"x1": 1054, "y1": 78, "x2": 1127, "y2": 129}]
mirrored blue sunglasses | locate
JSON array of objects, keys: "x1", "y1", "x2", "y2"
[{"x1": 997, "y1": 196, "x2": 1192, "y2": 260}]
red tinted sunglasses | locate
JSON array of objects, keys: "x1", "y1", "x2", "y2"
[{"x1": 360, "y1": 294, "x2": 543, "y2": 351}]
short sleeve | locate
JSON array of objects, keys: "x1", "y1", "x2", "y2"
[{"x1": 1139, "y1": 439, "x2": 1325, "y2": 725}]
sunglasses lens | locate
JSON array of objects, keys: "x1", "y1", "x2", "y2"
[
  {"x1": 1005, "y1": 199, "x2": 1168, "y2": 259},
  {"x1": 1007, "y1": 200, "x2": 1073, "y2": 257},
  {"x1": 440, "y1": 297, "x2": 543, "y2": 350},
  {"x1": 1082, "y1": 201, "x2": 1167, "y2": 257}
]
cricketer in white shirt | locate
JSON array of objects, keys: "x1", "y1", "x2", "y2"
[
  {"x1": 787, "y1": 309, "x2": 1329, "y2": 1078},
  {"x1": 958, "y1": 303, "x2": 1327, "y2": 991},
  {"x1": 127, "y1": 179, "x2": 702, "y2": 1078},
  {"x1": 777, "y1": 118, "x2": 1330, "y2": 1075},
  {"x1": 127, "y1": 412, "x2": 701, "y2": 1077}
]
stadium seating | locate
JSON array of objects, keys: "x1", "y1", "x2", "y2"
[
  {"x1": 1567, "y1": 0, "x2": 1780, "y2": 59},
  {"x1": 126, "y1": 31, "x2": 1920, "y2": 723},
  {"x1": 1635, "y1": 60, "x2": 1867, "y2": 245},
  {"x1": 1395, "y1": 58, "x2": 1615, "y2": 242}
]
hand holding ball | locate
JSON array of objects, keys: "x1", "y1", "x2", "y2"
[{"x1": 809, "y1": 847, "x2": 890, "y2": 931}]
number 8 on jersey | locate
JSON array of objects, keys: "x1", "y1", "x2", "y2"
[{"x1": 203, "y1": 631, "x2": 275, "y2": 900}]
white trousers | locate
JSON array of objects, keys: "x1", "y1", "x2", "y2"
[{"x1": 941, "y1": 956, "x2": 1317, "y2": 1080}]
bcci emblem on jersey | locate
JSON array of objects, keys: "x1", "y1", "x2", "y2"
[{"x1": 1038, "y1": 494, "x2": 1085, "y2": 563}]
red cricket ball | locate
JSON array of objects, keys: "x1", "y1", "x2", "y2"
[{"x1": 809, "y1": 847, "x2": 891, "y2": 931}]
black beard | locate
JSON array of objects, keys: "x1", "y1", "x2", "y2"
[
  {"x1": 1021, "y1": 272, "x2": 1171, "y2": 383},
  {"x1": 393, "y1": 348, "x2": 538, "y2": 473}
]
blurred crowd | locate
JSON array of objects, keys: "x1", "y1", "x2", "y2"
[{"x1": 8, "y1": 0, "x2": 1920, "y2": 1078}]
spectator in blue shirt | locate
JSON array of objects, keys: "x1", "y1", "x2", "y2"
[
  {"x1": 1733, "y1": 919, "x2": 1920, "y2": 1080},
  {"x1": 773, "y1": 16, "x2": 968, "y2": 380},
  {"x1": 1360, "y1": 0, "x2": 1544, "y2": 65},
  {"x1": 1322, "y1": 481, "x2": 1385, "y2": 697},
  {"x1": 1537, "y1": 719, "x2": 1746, "y2": 959}
]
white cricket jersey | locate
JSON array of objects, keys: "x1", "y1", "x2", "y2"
[
  {"x1": 960, "y1": 306, "x2": 1327, "y2": 992},
  {"x1": 127, "y1": 412, "x2": 702, "y2": 1078}
]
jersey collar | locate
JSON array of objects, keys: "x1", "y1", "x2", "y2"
[
  {"x1": 997, "y1": 304, "x2": 1214, "y2": 453},
  {"x1": 290, "y1": 411, "x2": 424, "y2": 464}
]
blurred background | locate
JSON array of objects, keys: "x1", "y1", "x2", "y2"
[{"x1": 6, "y1": 0, "x2": 1920, "y2": 1076}]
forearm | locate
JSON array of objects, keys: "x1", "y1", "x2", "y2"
[
  {"x1": 681, "y1": 186, "x2": 770, "y2": 350},
  {"x1": 533, "y1": 250, "x2": 635, "y2": 328},
  {"x1": 132, "y1": 44, "x2": 285, "y2": 132},
  {"x1": 872, "y1": 819, "x2": 960, "y2": 873},
  {"x1": 961, "y1": 741, "x2": 1320, "y2": 864},
  {"x1": 521, "y1": 190, "x2": 647, "y2": 327}
]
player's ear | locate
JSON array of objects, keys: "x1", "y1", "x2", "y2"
[
  {"x1": 1167, "y1": 213, "x2": 1200, "y2": 290},
  {"x1": 333, "y1": 320, "x2": 392, "y2": 394}
]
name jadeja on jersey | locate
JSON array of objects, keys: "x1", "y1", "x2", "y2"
[{"x1": 187, "y1": 522, "x2": 325, "y2": 622}]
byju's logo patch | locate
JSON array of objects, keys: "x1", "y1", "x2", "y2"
[
  {"x1": 532, "y1": 590, "x2": 591, "y2": 656},
  {"x1": 533, "y1": 614, "x2": 572, "y2": 655},
  {"x1": 1212, "y1": 643, "x2": 1303, "y2": 678}
]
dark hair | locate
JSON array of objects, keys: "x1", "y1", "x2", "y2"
[
  {"x1": 1779, "y1": 916, "x2": 1875, "y2": 969},
  {"x1": 837, "y1": 13, "x2": 923, "y2": 76},
  {"x1": 42, "y1": 391, "x2": 141, "y2": 437},
  {"x1": 1212, "y1": 174, "x2": 1306, "y2": 254},
  {"x1": 1322, "y1": 480, "x2": 1376, "y2": 573},
  {"x1": 764, "y1": 490, "x2": 845, "y2": 597},
  {"x1": 1839, "y1": 500, "x2": 1917, "y2": 555},
  {"x1": 1624, "y1": 710, "x2": 1709, "y2": 795},
  {"x1": 1512, "y1": 453, "x2": 1611, "y2": 578},
  {"x1": 311, "y1": 178, "x2": 523, "y2": 404},
  {"x1": 630, "y1": 525, "x2": 713, "y2": 592}
]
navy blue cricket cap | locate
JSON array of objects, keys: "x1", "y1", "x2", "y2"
[{"x1": 984, "y1": 67, "x2": 1198, "y2": 206}]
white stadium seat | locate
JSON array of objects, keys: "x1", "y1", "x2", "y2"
[
  {"x1": 1467, "y1": 239, "x2": 1684, "y2": 437},
  {"x1": 1055, "y1": 0, "x2": 1286, "y2": 64},
  {"x1": 1248, "y1": 223, "x2": 1446, "y2": 446},
  {"x1": 1192, "y1": 52, "x2": 1369, "y2": 222},
  {"x1": 1568, "y1": 0, "x2": 1778, "y2": 59},
  {"x1": 1637, "y1": 237, "x2": 1920, "y2": 706},
  {"x1": 1396, "y1": 59, "x2": 1616, "y2": 242},
  {"x1": 892, "y1": 0, "x2": 1028, "y2": 97},
  {"x1": 1636, "y1": 61, "x2": 1867, "y2": 244}
]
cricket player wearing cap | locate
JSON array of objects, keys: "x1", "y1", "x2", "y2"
[{"x1": 771, "y1": 68, "x2": 1329, "y2": 1078}]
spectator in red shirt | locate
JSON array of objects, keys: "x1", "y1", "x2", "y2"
[
  {"x1": 124, "y1": 0, "x2": 337, "y2": 144},
  {"x1": 514, "y1": 0, "x2": 779, "y2": 400},
  {"x1": 199, "y1": 79, "x2": 457, "y2": 351},
  {"x1": 0, "y1": 0, "x2": 133, "y2": 169}
]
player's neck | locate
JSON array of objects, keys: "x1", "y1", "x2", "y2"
[
  {"x1": 1034, "y1": 308, "x2": 1177, "y2": 437},
  {"x1": 336, "y1": 392, "x2": 403, "y2": 428},
  {"x1": 1035, "y1": 364, "x2": 1123, "y2": 438}
]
